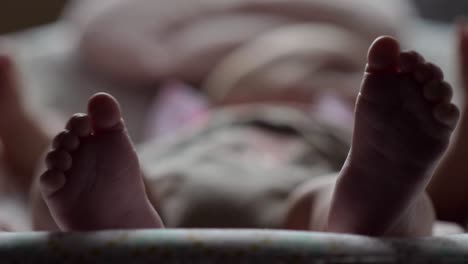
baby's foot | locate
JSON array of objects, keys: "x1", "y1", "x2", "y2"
[
  {"x1": 327, "y1": 36, "x2": 459, "y2": 235},
  {"x1": 40, "y1": 93, "x2": 163, "y2": 230}
]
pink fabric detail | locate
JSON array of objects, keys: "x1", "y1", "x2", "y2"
[
  {"x1": 312, "y1": 94, "x2": 354, "y2": 130},
  {"x1": 143, "y1": 81, "x2": 210, "y2": 140}
]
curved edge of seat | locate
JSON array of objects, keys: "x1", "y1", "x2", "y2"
[{"x1": 1, "y1": 229, "x2": 468, "y2": 263}]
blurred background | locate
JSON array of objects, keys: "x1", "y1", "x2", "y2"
[
  {"x1": 1, "y1": 0, "x2": 468, "y2": 142},
  {"x1": 1, "y1": 0, "x2": 467, "y2": 33},
  {"x1": 0, "y1": 0, "x2": 66, "y2": 33}
]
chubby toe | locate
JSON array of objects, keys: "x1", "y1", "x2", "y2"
[
  {"x1": 366, "y1": 36, "x2": 400, "y2": 73},
  {"x1": 53, "y1": 131, "x2": 80, "y2": 151},
  {"x1": 66, "y1": 114, "x2": 91, "y2": 137},
  {"x1": 45, "y1": 150, "x2": 72, "y2": 171},
  {"x1": 40, "y1": 170, "x2": 66, "y2": 197},
  {"x1": 434, "y1": 103, "x2": 460, "y2": 128},
  {"x1": 88, "y1": 93, "x2": 124, "y2": 133}
]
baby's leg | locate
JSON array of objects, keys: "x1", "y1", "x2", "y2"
[
  {"x1": 285, "y1": 36, "x2": 459, "y2": 236},
  {"x1": 427, "y1": 22, "x2": 468, "y2": 226},
  {"x1": 0, "y1": 51, "x2": 51, "y2": 193},
  {"x1": 39, "y1": 93, "x2": 164, "y2": 230},
  {"x1": 284, "y1": 176, "x2": 436, "y2": 236}
]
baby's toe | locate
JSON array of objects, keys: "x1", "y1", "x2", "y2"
[
  {"x1": 414, "y1": 62, "x2": 440, "y2": 83},
  {"x1": 40, "y1": 169, "x2": 66, "y2": 197},
  {"x1": 88, "y1": 93, "x2": 125, "y2": 133},
  {"x1": 53, "y1": 131, "x2": 80, "y2": 151},
  {"x1": 425, "y1": 63, "x2": 444, "y2": 81},
  {"x1": 424, "y1": 81, "x2": 453, "y2": 103},
  {"x1": 434, "y1": 103, "x2": 460, "y2": 128},
  {"x1": 45, "y1": 149, "x2": 72, "y2": 171},
  {"x1": 66, "y1": 114, "x2": 91, "y2": 137},
  {"x1": 400, "y1": 51, "x2": 425, "y2": 73},
  {"x1": 366, "y1": 36, "x2": 400, "y2": 73}
]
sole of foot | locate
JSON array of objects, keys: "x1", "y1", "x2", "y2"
[
  {"x1": 40, "y1": 93, "x2": 163, "y2": 230},
  {"x1": 286, "y1": 36, "x2": 459, "y2": 236}
]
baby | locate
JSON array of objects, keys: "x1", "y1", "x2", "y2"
[
  {"x1": 0, "y1": 1, "x2": 464, "y2": 237},
  {"x1": 31, "y1": 35, "x2": 459, "y2": 236}
]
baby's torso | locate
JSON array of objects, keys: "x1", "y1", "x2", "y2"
[{"x1": 139, "y1": 105, "x2": 350, "y2": 228}]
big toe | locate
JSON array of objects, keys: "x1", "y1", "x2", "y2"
[
  {"x1": 88, "y1": 93, "x2": 124, "y2": 133},
  {"x1": 366, "y1": 36, "x2": 400, "y2": 73}
]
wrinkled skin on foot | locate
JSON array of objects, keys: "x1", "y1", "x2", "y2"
[
  {"x1": 285, "y1": 36, "x2": 459, "y2": 237},
  {"x1": 40, "y1": 93, "x2": 163, "y2": 230},
  {"x1": 326, "y1": 36, "x2": 459, "y2": 236}
]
